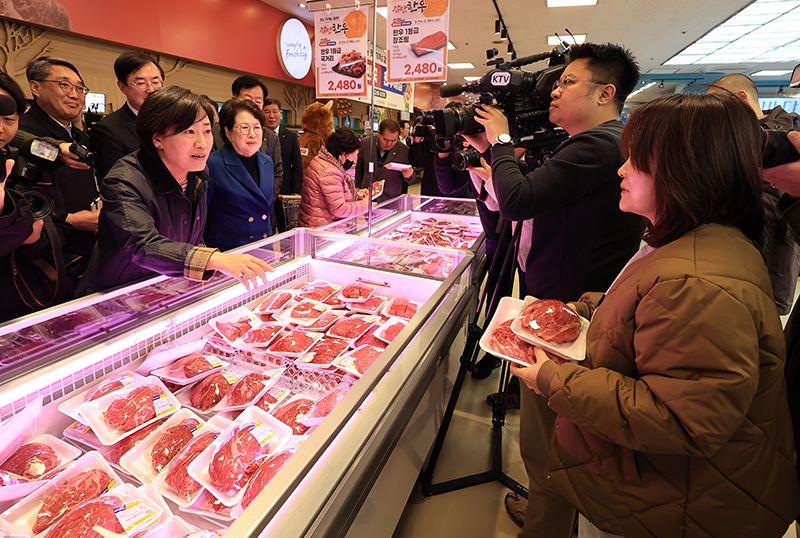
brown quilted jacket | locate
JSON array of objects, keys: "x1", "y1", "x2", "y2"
[
  {"x1": 537, "y1": 223, "x2": 800, "y2": 538},
  {"x1": 298, "y1": 147, "x2": 368, "y2": 228}
]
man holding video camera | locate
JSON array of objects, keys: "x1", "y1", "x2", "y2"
[
  {"x1": 465, "y1": 43, "x2": 643, "y2": 537},
  {"x1": 19, "y1": 57, "x2": 99, "y2": 270}
]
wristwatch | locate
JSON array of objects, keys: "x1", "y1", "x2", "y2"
[{"x1": 492, "y1": 133, "x2": 512, "y2": 146}]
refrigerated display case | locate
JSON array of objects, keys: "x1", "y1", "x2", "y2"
[{"x1": 0, "y1": 229, "x2": 475, "y2": 538}]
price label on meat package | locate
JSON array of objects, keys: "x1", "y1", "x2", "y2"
[
  {"x1": 152, "y1": 393, "x2": 177, "y2": 417},
  {"x1": 315, "y1": 6, "x2": 368, "y2": 98},
  {"x1": 113, "y1": 500, "x2": 159, "y2": 534},
  {"x1": 386, "y1": 0, "x2": 450, "y2": 83},
  {"x1": 247, "y1": 421, "x2": 277, "y2": 448}
]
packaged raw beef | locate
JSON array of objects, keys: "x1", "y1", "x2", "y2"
[
  {"x1": 288, "y1": 300, "x2": 328, "y2": 322},
  {"x1": 256, "y1": 290, "x2": 294, "y2": 313},
  {"x1": 353, "y1": 346, "x2": 383, "y2": 375},
  {"x1": 323, "y1": 294, "x2": 347, "y2": 308},
  {"x1": 271, "y1": 398, "x2": 315, "y2": 435},
  {"x1": 109, "y1": 420, "x2": 165, "y2": 464},
  {"x1": 340, "y1": 282, "x2": 376, "y2": 301},
  {"x1": 0, "y1": 470, "x2": 24, "y2": 486},
  {"x1": 305, "y1": 311, "x2": 344, "y2": 332},
  {"x1": 305, "y1": 337, "x2": 350, "y2": 365},
  {"x1": 385, "y1": 298, "x2": 419, "y2": 319},
  {"x1": 103, "y1": 385, "x2": 163, "y2": 432},
  {"x1": 328, "y1": 315, "x2": 377, "y2": 341},
  {"x1": 489, "y1": 319, "x2": 536, "y2": 365},
  {"x1": 215, "y1": 317, "x2": 253, "y2": 341},
  {"x1": 44, "y1": 496, "x2": 125, "y2": 538},
  {"x1": 305, "y1": 390, "x2": 348, "y2": 422},
  {"x1": 241, "y1": 323, "x2": 284, "y2": 346},
  {"x1": 298, "y1": 280, "x2": 339, "y2": 302},
  {"x1": 151, "y1": 418, "x2": 201, "y2": 473},
  {"x1": 83, "y1": 373, "x2": 139, "y2": 402},
  {"x1": 354, "y1": 324, "x2": 387, "y2": 349},
  {"x1": 379, "y1": 321, "x2": 406, "y2": 343},
  {"x1": 0, "y1": 442, "x2": 60, "y2": 480},
  {"x1": 520, "y1": 299, "x2": 581, "y2": 343},
  {"x1": 347, "y1": 295, "x2": 386, "y2": 314},
  {"x1": 254, "y1": 387, "x2": 290, "y2": 414},
  {"x1": 241, "y1": 450, "x2": 294, "y2": 509},
  {"x1": 229, "y1": 373, "x2": 272, "y2": 406},
  {"x1": 165, "y1": 431, "x2": 218, "y2": 501},
  {"x1": 190, "y1": 373, "x2": 230, "y2": 412},
  {"x1": 32, "y1": 469, "x2": 114, "y2": 534},
  {"x1": 268, "y1": 331, "x2": 318, "y2": 355},
  {"x1": 170, "y1": 354, "x2": 216, "y2": 378},
  {"x1": 208, "y1": 425, "x2": 271, "y2": 493}
]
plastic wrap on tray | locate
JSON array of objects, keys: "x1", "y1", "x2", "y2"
[
  {"x1": 189, "y1": 373, "x2": 231, "y2": 412},
  {"x1": 270, "y1": 397, "x2": 316, "y2": 435},
  {"x1": 0, "y1": 443, "x2": 60, "y2": 480},
  {"x1": 164, "y1": 431, "x2": 219, "y2": 503},
  {"x1": 109, "y1": 419, "x2": 165, "y2": 464}
]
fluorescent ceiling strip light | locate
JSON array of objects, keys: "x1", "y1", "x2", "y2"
[
  {"x1": 447, "y1": 63, "x2": 475, "y2": 69},
  {"x1": 751, "y1": 70, "x2": 792, "y2": 76},
  {"x1": 547, "y1": 0, "x2": 597, "y2": 6},
  {"x1": 548, "y1": 35, "x2": 586, "y2": 46},
  {"x1": 464, "y1": 76, "x2": 481, "y2": 81}
]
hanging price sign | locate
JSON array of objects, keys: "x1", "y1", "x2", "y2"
[
  {"x1": 315, "y1": 7, "x2": 369, "y2": 98},
  {"x1": 386, "y1": 0, "x2": 450, "y2": 83}
]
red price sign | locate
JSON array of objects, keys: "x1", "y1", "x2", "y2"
[
  {"x1": 403, "y1": 62, "x2": 440, "y2": 76},
  {"x1": 327, "y1": 79, "x2": 361, "y2": 91}
]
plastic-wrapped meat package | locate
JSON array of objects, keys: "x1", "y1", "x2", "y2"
[
  {"x1": 165, "y1": 432, "x2": 217, "y2": 501},
  {"x1": 44, "y1": 495, "x2": 125, "y2": 538},
  {"x1": 289, "y1": 301, "x2": 326, "y2": 321},
  {"x1": 84, "y1": 374, "x2": 131, "y2": 402},
  {"x1": 387, "y1": 298, "x2": 418, "y2": 319},
  {"x1": 271, "y1": 398, "x2": 315, "y2": 435},
  {"x1": 103, "y1": 385, "x2": 161, "y2": 432},
  {"x1": 208, "y1": 425, "x2": 270, "y2": 493},
  {"x1": 308, "y1": 337, "x2": 350, "y2": 365},
  {"x1": 229, "y1": 373, "x2": 272, "y2": 406},
  {"x1": 329, "y1": 317, "x2": 375, "y2": 340},
  {"x1": 307, "y1": 390, "x2": 348, "y2": 420},
  {"x1": 323, "y1": 294, "x2": 346, "y2": 308},
  {"x1": 257, "y1": 291, "x2": 293, "y2": 312},
  {"x1": 0, "y1": 443, "x2": 60, "y2": 480},
  {"x1": 341, "y1": 282, "x2": 374, "y2": 300},
  {"x1": 241, "y1": 451, "x2": 294, "y2": 509},
  {"x1": 520, "y1": 299, "x2": 581, "y2": 343},
  {"x1": 151, "y1": 418, "x2": 201, "y2": 473},
  {"x1": 32, "y1": 469, "x2": 114, "y2": 534},
  {"x1": 306, "y1": 311, "x2": 342, "y2": 331},
  {"x1": 190, "y1": 373, "x2": 230, "y2": 412},
  {"x1": 35, "y1": 310, "x2": 98, "y2": 341},
  {"x1": 109, "y1": 419, "x2": 165, "y2": 464},
  {"x1": 215, "y1": 317, "x2": 253, "y2": 341},
  {"x1": 269, "y1": 331, "x2": 315, "y2": 354},
  {"x1": 170, "y1": 353, "x2": 215, "y2": 378},
  {"x1": 354, "y1": 325, "x2": 387, "y2": 349},
  {"x1": 0, "y1": 470, "x2": 24, "y2": 485},
  {"x1": 353, "y1": 346, "x2": 383, "y2": 375},
  {"x1": 200, "y1": 489, "x2": 230, "y2": 514},
  {"x1": 298, "y1": 281, "x2": 337, "y2": 302},
  {"x1": 382, "y1": 322, "x2": 405, "y2": 342},
  {"x1": 489, "y1": 320, "x2": 536, "y2": 364},
  {"x1": 242, "y1": 325, "x2": 282, "y2": 345},
  {"x1": 348, "y1": 295, "x2": 385, "y2": 314},
  {"x1": 254, "y1": 391, "x2": 280, "y2": 413}
]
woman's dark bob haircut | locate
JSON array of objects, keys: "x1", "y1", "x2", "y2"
[
  {"x1": 325, "y1": 127, "x2": 361, "y2": 158},
  {"x1": 621, "y1": 92, "x2": 764, "y2": 247},
  {"x1": 137, "y1": 86, "x2": 216, "y2": 156},
  {"x1": 218, "y1": 98, "x2": 266, "y2": 147}
]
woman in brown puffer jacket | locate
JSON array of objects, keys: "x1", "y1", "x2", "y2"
[
  {"x1": 512, "y1": 92, "x2": 800, "y2": 538},
  {"x1": 298, "y1": 127, "x2": 368, "y2": 228}
]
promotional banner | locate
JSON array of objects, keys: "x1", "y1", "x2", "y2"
[
  {"x1": 314, "y1": 6, "x2": 369, "y2": 98},
  {"x1": 386, "y1": 0, "x2": 450, "y2": 83},
  {"x1": 353, "y1": 44, "x2": 415, "y2": 113}
]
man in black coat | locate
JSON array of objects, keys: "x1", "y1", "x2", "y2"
[
  {"x1": 264, "y1": 98, "x2": 303, "y2": 232},
  {"x1": 355, "y1": 119, "x2": 413, "y2": 202},
  {"x1": 19, "y1": 56, "x2": 98, "y2": 262},
  {"x1": 90, "y1": 52, "x2": 164, "y2": 182}
]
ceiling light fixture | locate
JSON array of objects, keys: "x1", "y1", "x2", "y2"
[
  {"x1": 627, "y1": 81, "x2": 657, "y2": 100},
  {"x1": 507, "y1": 44, "x2": 514, "y2": 55},
  {"x1": 547, "y1": 0, "x2": 598, "y2": 6},
  {"x1": 548, "y1": 35, "x2": 586, "y2": 46},
  {"x1": 751, "y1": 70, "x2": 792, "y2": 77},
  {"x1": 448, "y1": 63, "x2": 476, "y2": 69},
  {"x1": 778, "y1": 86, "x2": 785, "y2": 96},
  {"x1": 659, "y1": 81, "x2": 664, "y2": 88},
  {"x1": 500, "y1": 28, "x2": 508, "y2": 40},
  {"x1": 495, "y1": 20, "x2": 501, "y2": 35},
  {"x1": 296, "y1": 2, "x2": 306, "y2": 7},
  {"x1": 465, "y1": 76, "x2": 481, "y2": 82},
  {"x1": 511, "y1": 52, "x2": 518, "y2": 61}
]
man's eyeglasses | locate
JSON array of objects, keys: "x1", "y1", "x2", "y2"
[
  {"x1": 552, "y1": 75, "x2": 609, "y2": 92},
  {"x1": 129, "y1": 78, "x2": 163, "y2": 91},
  {"x1": 233, "y1": 124, "x2": 263, "y2": 136},
  {"x1": 38, "y1": 79, "x2": 90, "y2": 96}
]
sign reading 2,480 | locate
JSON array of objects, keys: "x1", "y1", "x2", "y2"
[
  {"x1": 404, "y1": 62, "x2": 440, "y2": 76},
  {"x1": 327, "y1": 79, "x2": 362, "y2": 91}
]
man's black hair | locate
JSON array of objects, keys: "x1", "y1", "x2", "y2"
[
  {"x1": 26, "y1": 56, "x2": 84, "y2": 85},
  {"x1": 114, "y1": 52, "x2": 165, "y2": 84},
  {"x1": 231, "y1": 75, "x2": 268, "y2": 99},
  {"x1": 568, "y1": 43, "x2": 640, "y2": 113},
  {"x1": 0, "y1": 71, "x2": 28, "y2": 115}
]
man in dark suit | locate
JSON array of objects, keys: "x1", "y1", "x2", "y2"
[
  {"x1": 90, "y1": 52, "x2": 164, "y2": 182},
  {"x1": 211, "y1": 76, "x2": 283, "y2": 199},
  {"x1": 19, "y1": 56, "x2": 98, "y2": 261},
  {"x1": 263, "y1": 98, "x2": 303, "y2": 232},
  {"x1": 355, "y1": 119, "x2": 413, "y2": 202}
]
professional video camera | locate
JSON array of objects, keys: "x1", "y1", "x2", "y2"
[
  {"x1": 763, "y1": 129, "x2": 800, "y2": 168},
  {"x1": 5, "y1": 137, "x2": 62, "y2": 219},
  {"x1": 434, "y1": 43, "x2": 571, "y2": 145}
]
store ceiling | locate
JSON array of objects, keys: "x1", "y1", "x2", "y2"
[{"x1": 262, "y1": 0, "x2": 800, "y2": 101}]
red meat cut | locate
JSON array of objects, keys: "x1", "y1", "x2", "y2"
[
  {"x1": 0, "y1": 443, "x2": 60, "y2": 480},
  {"x1": 298, "y1": 282, "x2": 337, "y2": 302},
  {"x1": 382, "y1": 321, "x2": 406, "y2": 342},
  {"x1": 170, "y1": 353, "x2": 215, "y2": 378},
  {"x1": 269, "y1": 331, "x2": 315, "y2": 354},
  {"x1": 33, "y1": 469, "x2": 114, "y2": 534},
  {"x1": 520, "y1": 299, "x2": 581, "y2": 343},
  {"x1": 242, "y1": 325, "x2": 282, "y2": 345},
  {"x1": 44, "y1": 495, "x2": 125, "y2": 538},
  {"x1": 255, "y1": 391, "x2": 280, "y2": 413},
  {"x1": 109, "y1": 419, "x2": 164, "y2": 464},
  {"x1": 306, "y1": 311, "x2": 342, "y2": 331},
  {"x1": 190, "y1": 373, "x2": 230, "y2": 412},
  {"x1": 489, "y1": 320, "x2": 536, "y2": 364},
  {"x1": 353, "y1": 346, "x2": 383, "y2": 375},
  {"x1": 208, "y1": 425, "x2": 270, "y2": 493},
  {"x1": 349, "y1": 295, "x2": 385, "y2": 313},
  {"x1": 229, "y1": 373, "x2": 272, "y2": 406},
  {"x1": 272, "y1": 398, "x2": 314, "y2": 434},
  {"x1": 258, "y1": 291, "x2": 293, "y2": 312},
  {"x1": 165, "y1": 431, "x2": 217, "y2": 501},
  {"x1": 329, "y1": 316, "x2": 375, "y2": 340},
  {"x1": 323, "y1": 294, "x2": 346, "y2": 308},
  {"x1": 104, "y1": 385, "x2": 161, "y2": 431},
  {"x1": 308, "y1": 337, "x2": 349, "y2": 364},
  {"x1": 307, "y1": 390, "x2": 348, "y2": 420},
  {"x1": 341, "y1": 282, "x2": 374, "y2": 299},
  {"x1": 412, "y1": 31, "x2": 447, "y2": 55},
  {"x1": 216, "y1": 317, "x2": 253, "y2": 341},
  {"x1": 84, "y1": 375, "x2": 131, "y2": 402},
  {"x1": 387, "y1": 298, "x2": 418, "y2": 319},
  {"x1": 151, "y1": 418, "x2": 200, "y2": 473},
  {"x1": 242, "y1": 451, "x2": 294, "y2": 508},
  {"x1": 289, "y1": 300, "x2": 326, "y2": 321}
]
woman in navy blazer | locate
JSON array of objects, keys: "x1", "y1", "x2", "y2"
[{"x1": 205, "y1": 99, "x2": 274, "y2": 251}]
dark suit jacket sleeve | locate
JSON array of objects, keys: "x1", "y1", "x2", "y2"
[
  {"x1": 290, "y1": 131, "x2": 303, "y2": 194},
  {"x1": 91, "y1": 118, "x2": 125, "y2": 182},
  {"x1": 355, "y1": 138, "x2": 367, "y2": 189},
  {"x1": 264, "y1": 130, "x2": 283, "y2": 198}
]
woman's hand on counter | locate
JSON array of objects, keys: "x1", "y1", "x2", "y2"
[{"x1": 207, "y1": 252, "x2": 274, "y2": 290}]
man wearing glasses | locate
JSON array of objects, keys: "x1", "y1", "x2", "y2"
[
  {"x1": 91, "y1": 52, "x2": 165, "y2": 182},
  {"x1": 20, "y1": 56, "x2": 99, "y2": 268},
  {"x1": 465, "y1": 43, "x2": 644, "y2": 537}
]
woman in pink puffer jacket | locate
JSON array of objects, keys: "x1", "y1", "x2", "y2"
[{"x1": 299, "y1": 128, "x2": 368, "y2": 227}]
